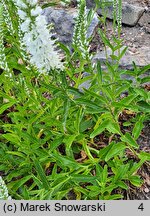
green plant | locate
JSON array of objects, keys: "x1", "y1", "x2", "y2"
[{"x1": 0, "y1": 0, "x2": 150, "y2": 200}]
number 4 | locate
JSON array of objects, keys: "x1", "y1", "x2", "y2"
[{"x1": 138, "y1": 203, "x2": 144, "y2": 211}]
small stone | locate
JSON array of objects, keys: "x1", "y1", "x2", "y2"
[
  {"x1": 18, "y1": 58, "x2": 24, "y2": 65},
  {"x1": 144, "y1": 187, "x2": 150, "y2": 193}
]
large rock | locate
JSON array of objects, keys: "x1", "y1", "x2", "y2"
[
  {"x1": 42, "y1": 7, "x2": 99, "y2": 47},
  {"x1": 78, "y1": 46, "x2": 150, "y2": 91},
  {"x1": 93, "y1": 46, "x2": 150, "y2": 69},
  {"x1": 138, "y1": 10, "x2": 150, "y2": 34},
  {"x1": 97, "y1": 2, "x2": 145, "y2": 26},
  {"x1": 73, "y1": 0, "x2": 145, "y2": 26}
]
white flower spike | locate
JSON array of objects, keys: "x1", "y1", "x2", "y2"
[{"x1": 13, "y1": 0, "x2": 64, "y2": 73}]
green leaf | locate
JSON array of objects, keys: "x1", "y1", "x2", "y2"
[
  {"x1": 63, "y1": 134, "x2": 76, "y2": 158},
  {"x1": 123, "y1": 122, "x2": 132, "y2": 127},
  {"x1": 41, "y1": 2, "x2": 58, "y2": 9},
  {"x1": 57, "y1": 42, "x2": 70, "y2": 56},
  {"x1": 129, "y1": 175, "x2": 143, "y2": 187},
  {"x1": 113, "y1": 164, "x2": 129, "y2": 182},
  {"x1": 66, "y1": 88, "x2": 82, "y2": 98},
  {"x1": 52, "y1": 152, "x2": 82, "y2": 169},
  {"x1": 98, "y1": 29, "x2": 114, "y2": 51},
  {"x1": 140, "y1": 76, "x2": 150, "y2": 84},
  {"x1": 32, "y1": 174, "x2": 43, "y2": 189},
  {"x1": 82, "y1": 139, "x2": 94, "y2": 160},
  {"x1": 99, "y1": 142, "x2": 114, "y2": 160},
  {"x1": 138, "y1": 152, "x2": 150, "y2": 161},
  {"x1": 137, "y1": 64, "x2": 150, "y2": 76},
  {"x1": 101, "y1": 165, "x2": 108, "y2": 185},
  {"x1": 75, "y1": 98, "x2": 102, "y2": 110},
  {"x1": 119, "y1": 94, "x2": 138, "y2": 106},
  {"x1": 107, "y1": 194, "x2": 123, "y2": 200},
  {"x1": 105, "y1": 142, "x2": 126, "y2": 161},
  {"x1": 2, "y1": 133, "x2": 21, "y2": 145},
  {"x1": 74, "y1": 107, "x2": 84, "y2": 133},
  {"x1": 97, "y1": 60, "x2": 102, "y2": 83},
  {"x1": 134, "y1": 88, "x2": 148, "y2": 100},
  {"x1": 33, "y1": 159, "x2": 49, "y2": 190},
  {"x1": 6, "y1": 151, "x2": 26, "y2": 158},
  {"x1": 132, "y1": 116, "x2": 144, "y2": 140},
  {"x1": 115, "y1": 84, "x2": 130, "y2": 97},
  {"x1": 117, "y1": 181, "x2": 128, "y2": 190},
  {"x1": 0, "y1": 101, "x2": 16, "y2": 114},
  {"x1": 137, "y1": 101, "x2": 150, "y2": 112},
  {"x1": 7, "y1": 175, "x2": 32, "y2": 192},
  {"x1": 90, "y1": 119, "x2": 110, "y2": 138},
  {"x1": 71, "y1": 175, "x2": 96, "y2": 182},
  {"x1": 106, "y1": 121, "x2": 121, "y2": 134},
  {"x1": 80, "y1": 119, "x2": 93, "y2": 132},
  {"x1": 121, "y1": 132, "x2": 139, "y2": 149},
  {"x1": 128, "y1": 158, "x2": 147, "y2": 176},
  {"x1": 62, "y1": 99, "x2": 70, "y2": 132},
  {"x1": 49, "y1": 136, "x2": 64, "y2": 152},
  {"x1": 87, "y1": 9, "x2": 95, "y2": 26},
  {"x1": 118, "y1": 46, "x2": 128, "y2": 60},
  {"x1": 83, "y1": 88, "x2": 108, "y2": 104}
]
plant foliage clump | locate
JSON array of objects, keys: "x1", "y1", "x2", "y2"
[{"x1": 0, "y1": 0, "x2": 150, "y2": 200}]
